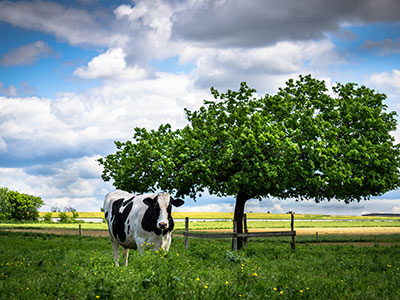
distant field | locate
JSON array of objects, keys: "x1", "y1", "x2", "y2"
[
  {"x1": 2, "y1": 219, "x2": 400, "y2": 232},
  {"x1": 38, "y1": 211, "x2": 400, "y2": 220}
]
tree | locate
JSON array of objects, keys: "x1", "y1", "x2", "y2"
[
  {"x1": 99, "y1": 75, "x2": 400, "y2": 249},
  {"x1": 0, "y1": 188, "x2": 44, "y2": 221}
]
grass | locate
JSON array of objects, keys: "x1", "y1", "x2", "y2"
[{"x1": 0, "y1": 231, "x2": 399, "y2": 299}]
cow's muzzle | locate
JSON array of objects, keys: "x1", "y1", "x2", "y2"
[{"x1": 158, "y1": 222, "x2": 168, "y2": 229}]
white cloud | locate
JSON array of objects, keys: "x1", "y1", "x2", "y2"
[
  {"x1": 74, "y1": 48, "x2": 150, "y2": 81},
  {"x1": 1, "y1": 41, "x2": 52, "y2": 66},
  {"x1": 187, "y1": 40, "x2": 343, "y2": 94},
  {"x1": 367, "y1": 69, "x2": 400, "y2": 95}
]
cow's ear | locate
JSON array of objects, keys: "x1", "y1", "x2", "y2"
[
  {"x1": 171, "y1": 198, "x2": 184, "y2": 207},
  {"x1": 143, "y1": 197, "x2": 155, "y2": 206}
]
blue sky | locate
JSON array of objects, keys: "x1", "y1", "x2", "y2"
[{"x1": 1, "y1": 0, "x2": 400, "y2": 215}]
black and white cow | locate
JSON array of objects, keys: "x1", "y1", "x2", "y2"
[{"x1": 103, "y1": 190, "x2": 184, "y2": 266}]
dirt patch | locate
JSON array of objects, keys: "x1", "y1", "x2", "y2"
[
  {"x1": 2, "y1": 227, "x2": 400, "y2": 247},
  {"x1": 2, "y1": 227, "x2": 400, "y2": 237},
  {"x1": 194, "y1": 227, "x2": 400, "y2": 235},
  {"x1": 0, "y1": 228, "x2": 109, "y2": 237}
]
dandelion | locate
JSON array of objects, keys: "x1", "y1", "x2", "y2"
[
  {"x1": 26, "y1": 287, "x2": 29, "y2": 290},
  {"x1": 300, "y1": 290, "x2": 304, "y2": 293},
  {"x1": 280, "y1": 291, "x2": 284, "y2": 294},
  {"x1": 306, "y1": 287, "x2": 310, "y2": 290},
  {"x1": 196, "y1": 278, "x2": 200, "y2": 281},
  {"x1": 96, "y1": 296, "x2": 100, "y2": 299},
  {"x1": 204, "y1": 285, "x2": 208, "y2": 289},
  {"x1": 273, "y1": 288, "x2": 277, "y2": 291},
  {"x1": 387, "y1": 264, "x2": 392, "y2": 268},
  {"x1": 225, "y1": 281, "x2": 229, "y2": 285},
  {"x1": 253, "y1": 272, "x2": 258, "y2": 277}
]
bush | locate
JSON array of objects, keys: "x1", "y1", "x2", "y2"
[
  {"x1": 0, "y1": 187, "x2": 44, "y2": 221},
  {"x1": 43, "y1": 212, "x2": 53, "y2": 222}
]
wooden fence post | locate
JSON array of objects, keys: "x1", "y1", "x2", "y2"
[
  {"x1": 79, "y1": 224, "x2": 82, "y2": 236},
  {"x1": 290, "y1": 213, "x2": 295, "y2": 253},
  {"x1": 243, "y1": 214, "x2": 248, "y2": 248},
  {"x1": 232, "y1": 221, "x2": 238, "y2": 251},
  {"x1": 316, "y1": 232, "x2": 319, "y2": 244},
  {"x1": 185, "y1": 217, "x2": 189, "y2": 250}
]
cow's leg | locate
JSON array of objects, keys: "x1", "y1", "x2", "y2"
[
  {"x1": 161, "y1": 234, "x2": 172, "y2": 251},
  {"x1": 111, "y1": 240, "x2": 120, "y2": 266},
  {"x1": 123, "y1": 247, "x2": 130, "y2": 266}
]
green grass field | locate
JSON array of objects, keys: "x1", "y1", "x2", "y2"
[{"x1": 0, "y1": 231, "x2": 399, "y2": 299}]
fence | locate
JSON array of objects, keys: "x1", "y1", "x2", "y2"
[{"x1": 183, "y1": 213, "x2": 296, "y2": 252}]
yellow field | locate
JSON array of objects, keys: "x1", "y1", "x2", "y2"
[{"x1": 38, "y1": 211, "x2": 399, "y2": 220}]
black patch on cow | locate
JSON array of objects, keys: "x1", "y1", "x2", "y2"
[
  {"x1": 141, "y1": 196, "x2": 174, "y2": 236},
  {"x1": 104, "y1": 211, "x2": 108, "y2": 219},
  {"x1": 111, "y1": 199, "x2": 134, "y2": 243},
  {"x1": 123, "y1": 196, "x2": 135, "y2": 206}
]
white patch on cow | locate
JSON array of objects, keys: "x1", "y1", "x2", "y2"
[{"x1": 157, "y1": 192, "x2": 170, "y2": 229}]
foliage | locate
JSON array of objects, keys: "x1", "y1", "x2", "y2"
[
  {"x1": 42, "y1": 213, "x2": 53, "y2": 222},
  {"x1": 57, "y1": 207, "x2": 80, "y2": 223},
  {"x1": 0, "y1": 187, "x2": 44, "y2": 221},
  {"x1": 0, "y1": 231, "x2": 400, "y2": 299},
  {"x1": 98, "y1": 75, "x2": 400, "y2": 248},
  {"x1": 99, "y1": 75, "x2": 400, "y2": 202}
]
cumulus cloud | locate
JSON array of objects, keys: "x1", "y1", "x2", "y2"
[
  {"x1": 367, "y1": 69, "x2": 400, "y2": 95},
  {"x1": 74, "y1": 48, "x2": 150, "y2": 81},
  {"x1": 0, "y1": 156, "x2": 113, "y2": 211},
  {"x1": 188, "y1": 40, "x2": 343, "y2": 93},
  {"x1": 0, "y1": 0, "x2": 126, "y2": 47},
  {"x1": 0, "y1": 71, "x2": 208, "y2": 168},
  {"x1": 1, "y1": 41, "x2": 52, "y2": 66}
]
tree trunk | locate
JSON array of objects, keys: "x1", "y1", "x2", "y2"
[{"x1": 233, "y1": 192, "x2": 251, "y2": 250}]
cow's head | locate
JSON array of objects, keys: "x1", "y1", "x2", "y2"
[{"x1": 142, "y1": 193, "x2": 184, "y2": 234}]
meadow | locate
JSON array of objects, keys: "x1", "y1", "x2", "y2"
[{"x1": 1, "y1": 231, "x2": 400, "y2": 299}]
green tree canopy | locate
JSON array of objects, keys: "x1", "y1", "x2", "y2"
[
  {"x1": 0, "y1": 187, "x2": 44, "y2": 221},
  {"x1": 99, "y1": 75, "x2": 400, "y2": 249}
]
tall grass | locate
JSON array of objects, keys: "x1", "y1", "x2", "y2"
[{"x1": 0, "y1": 231, "x2": 399, "y2": 299}]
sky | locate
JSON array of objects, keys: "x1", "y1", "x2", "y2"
[{"x1": 1, "y1": 0, "x2": 400, "y2": 215}]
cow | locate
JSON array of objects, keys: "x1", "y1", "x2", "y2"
[{"x1": 103, "y1": 190, "x2": 184, "y2": 266}]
